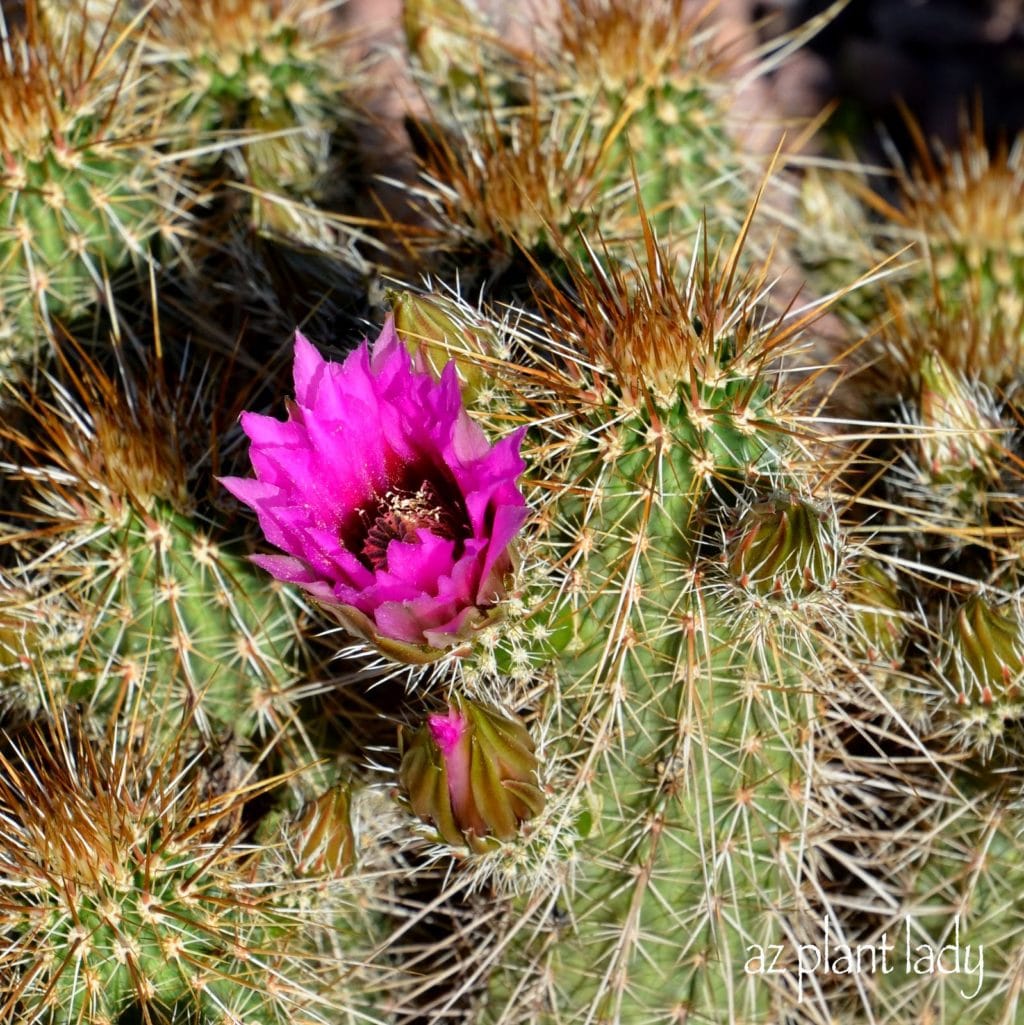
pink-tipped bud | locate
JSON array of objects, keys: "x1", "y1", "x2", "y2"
[{"x1": 399, "y1": 700, "x2": 544, "y2": 851}]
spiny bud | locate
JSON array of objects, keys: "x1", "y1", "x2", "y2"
[
  {"x1": 941, "y1": 596, "x2": 1024, "y2": 756},
  {"x1": 399, "y1": 700, "x2": 545, "y2": 852},
  {"x1": 389, "y1": 289, "x2": 490, "y2": 398},
  {"x1": 946, "y1": 596, "x2": 1024, "y2": 708},
  {"x1": 726, "y1": 495, "x2": 841, "y2": 599},
  {"x1": 291, "y1": 784, "x2": 356, "y2": 877},
  {"x1": 847, "y1": 561, "x2": 905, "y2": 665},
  {"x1": 917, "y1": 351, "x2": 1001, "y2": 486}
]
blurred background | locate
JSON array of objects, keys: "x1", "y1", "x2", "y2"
[{"x1": 768, "y1": 0, "x2": 1024, "y2": 153}]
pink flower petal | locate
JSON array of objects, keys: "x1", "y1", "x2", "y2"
[
  {"x1": 250, "y1": 553, "x2": 321, "y2": 586},
  {"x1": 428, "y1": 708, "x2": 467, "y2": 756},
  {"x1": 369, "y1": 316, "x2": 405, "y2": 376},
  {"x1": 218, "y1": 474, "x2": 279, "y2": 507},
  {"x1": 428, "y1": 707, "x2": 473, "y2": 831},
  {"x1": 379, "y1": 532, "x2": 457, "y2": 594},
  {"x1": 292, "y1": 331, "x2": 327, "y2": 408}
]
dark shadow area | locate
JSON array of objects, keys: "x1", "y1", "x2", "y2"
[{"x1": 773, "y1": 0, "x2": 1024, "y2": 155}]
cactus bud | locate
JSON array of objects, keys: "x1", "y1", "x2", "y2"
[
  {"x1": 399, "y1": 700, "x2": 544, "y2": 851},
  {"x1": 389, "y1": 290, "x2": 489, "y2": 397},
  {"x1": 941, "y1": 596, "x2": 1024, "y2": 755},
  {"x1": 946, "y1": 597, "x2": 1024, "y2": 707},
  {"x1": 847, "y1": 561, "x2": 905, "y2": 665},
  {"x1": 917, "y1": 351, "x2": 1001, "y2": 486},
  {"x1": 727, "y1": 495, "x2": 841, "y2": 599},
  {"x1": 291, "y1": 784, "x2": 356, "y2": 877}
]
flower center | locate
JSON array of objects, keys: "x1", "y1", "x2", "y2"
[{"x1": 357, "y1": 478, "x2": 468, "y2": 571}]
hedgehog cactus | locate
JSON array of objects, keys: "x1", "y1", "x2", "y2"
[
  {"x1": 362, "y1": 223, "x2": 856, "y2": 1023},
  {"x1": 817, "y1": 120, "x2": 1024, "y2": 385},
  {"x1": 550, "y1": 0, "x2": 756, "y2": 246},
  {"x1": 0, "y1": 713, "x2": 384, "y2": 1025},
  {"x1": 2, "y1": 347, "x2": 309, "y2": 748},
  {"x1": 496, "y1": 312, "x2": 842, "y2": 1021},
  {"x1": 404, "y1": 0, "x2": 770, "y2": 285},
  {"x1": 898, "y1": 126, "x2": 1024, "y2": 374},
  {"x1": 0, "y1": 1, "x2": 186, "y2": 357},
  {"x1": 881, "y1": 800, "x2": 1024, "y2": 1023},
  {"x1": 0, "y1": 337, "x2": 394, "y2": 1024},
  {"x1": 142, "y1": 0, "x2": 356, "y2": 235},
  {"x1": 6, "y1": 2, "x2": 1024, "y2": 1024},
  {"x1": 804, "y1": 128, "x2": 1024, "y2": 1018},
  {"x1": 71, "y1": 501, "x2": 308, "y2": 740}
]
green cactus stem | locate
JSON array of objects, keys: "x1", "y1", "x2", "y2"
[
  {"x1": 0, "y1": 714, "x2": 378, "y2": 1025},
  {"x1": 3, "y1": 343, "x2": 308, "y2": 747},
  {"x1": 0, "y1": 1, "x2": 187, "y2": 355},
  {"x1": 143, "y1": 0, "x2": 358, "y2": 235},
  {"x1": 388, "y1": 242, "x2": 854, "y2": 1024}
]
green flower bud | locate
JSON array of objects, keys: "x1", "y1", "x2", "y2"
[
  {"x1": 727, "y1": 495, "x2": 841, "y2": 599},
  {"x1": 389, "y1": 289, "x2": 490, "y2": 399},
  {"x1": 291, "y1": 783, "x2": 356, "y2": 877},
  {"x1": 918, "y1": 351, "x2": 1001, "y2": 486},
  {"x1": 946, "y1": 596, "x2": 1024, "y2": 708},
  {"x1": 847, "y1": 561, "x2": 905, "y2": 664}
]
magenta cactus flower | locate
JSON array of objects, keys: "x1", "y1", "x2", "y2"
[{"x1": 220, "y1": 317, "x2": 528, "y2": 662}]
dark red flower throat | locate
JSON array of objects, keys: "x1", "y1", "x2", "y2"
[{"x1": 351, "y1": 461, "x2": 471, "y2": 572}]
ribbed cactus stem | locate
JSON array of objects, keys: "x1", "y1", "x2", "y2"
[
  {"x1": 483, "y1": 337, "x2": 832, "y2": 1022},
  {"x1": 70, "y1": 500, "x2": 305, "y2": 741},
  {"x1": 0, "y1": 717, "x2": 335, "y2": 1024}
]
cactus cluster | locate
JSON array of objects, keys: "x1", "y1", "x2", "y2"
[{"x1": 3, "y1": 1, "x2": 1024, "y2": 1024}]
